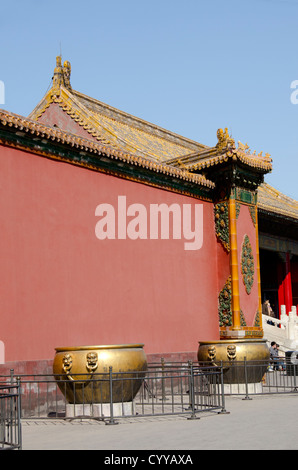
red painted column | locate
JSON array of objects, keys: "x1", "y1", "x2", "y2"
[
  {"x1": 284, "y1": 252, "x2": 293, "y2": 314},
  {"x1": 277, "y1": 261, "x2": 285, "y2": 318}
]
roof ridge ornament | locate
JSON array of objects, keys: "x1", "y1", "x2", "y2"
[
  {"x1": 51, "y1": 55, "x2": 72, "y2": 96},
  {"x1": 216, "y1": 128, "x2": 235, "y2": 153},
  {"x1": 237, "y1": 140, "x2": 272, "y2": 162}
]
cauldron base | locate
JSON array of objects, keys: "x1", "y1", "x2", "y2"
[
  {"x1": 223, "y1": 382, "x2": 263, "y2": 395},
  {"x1": 66, "y1": 401, "x2": 135, "y2": 419}
]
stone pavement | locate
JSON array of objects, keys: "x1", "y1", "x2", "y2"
[{"x1": 21, "y1": 393, "x2": 298, "y2": 450}]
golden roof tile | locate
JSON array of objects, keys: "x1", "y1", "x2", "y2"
[
  {"x1": 0, "y1": 109, "x2": 215, "y2": 189},
  {"x1": 28, "y1": 57, "x2": 207, "y2": 163},
  {"x1": 258, "y1": 182, "x2": 298, "y2": 221},
  {"x1": 21, "y1": 57, "x2": 298, "y2": 220}
]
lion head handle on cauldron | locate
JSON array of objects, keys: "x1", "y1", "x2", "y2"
[
  {"x1": 207, "y1": 346, "x2": 217, "y2": 363},
  {"x1": 86, "y1": 352, "x2": 98, "y2": 373},
  {"x1": 227, "y1": 345, "x2": 237, "y2": 361},
  {"x1": 62, "y1": 353, "x2": 73, "y2": 374}
]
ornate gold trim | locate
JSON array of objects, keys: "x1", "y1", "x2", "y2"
[
  {"x1": 241, "y1": 235, "x2": 255, "y2": 295},
  {"x1": 236, "y1": 202, "x2": 241, "y2": 219},
  {"x1": 254, "y1": 310, "x2": 261, "y2": 328},
  {"x1": 255, "y1": 206, "x2": 263, "y2": 331},
  {"x1": 218, "y1": 276, "x2": 232, "y2": 327},
  {"x1": 229, "y1": 196, "x2": 241, "y2": 330},
  {"x1": 214, "y1": 201, "x2": 230, "y2": 252}
]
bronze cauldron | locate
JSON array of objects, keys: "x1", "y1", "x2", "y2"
[
  {"x1": 198, "y1": 339, "x2": 270, "y2": 384},
  {"x1": 53, "y1": 344, "x2": 147, "y2": 404}
]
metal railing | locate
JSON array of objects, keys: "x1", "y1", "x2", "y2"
[
  {"x1": 0, "y1": 362, "x2": 227, "y2": 423},
  {"x1": 254, "y1": 356, "x2": 298, "y2": 396},
  {"x1": 0, "y1": 379, "x2": 22, "y2": 450},
  {"x1": 198, "y1": 357, "x2": 298, "y2": 399},
  {"x1": 2, "y1": 358, "x2": 298, "y2": 426}
]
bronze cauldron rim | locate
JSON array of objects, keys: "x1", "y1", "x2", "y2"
[
  {"x1": 55, "y1": 343, "x2": 145, "y2": 352},
  {"x1": 198, "y1": 339, "x2": 268, "y2": 345}
]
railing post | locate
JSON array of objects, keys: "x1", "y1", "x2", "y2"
[
  {"x1": 218, "y1": 361, "x2": 229, "y2": 414},
  {"x1": 243, "y1": 357, "x2": 252, "y2": 401},
  {"x1": 0, "y1": 392, "x2": 4, "y2": 446},
  {"x1": 187, "y1": 361, "x2": 199, "y2": 420},
  {"x1": 105, "y1": 366, "x2": 118, "y2": 425},
  {"x1": 293, "y1": 356, "x2": 297, "y2": 392},
  {"x1": 160, "y1": 357, "x2": 167, "y2": 401},
  {"x1": 16, "y1": 377, "x2": 22, "y2": 450},
  {"x1": 187, "y1": 360, "x2": 193, "y2": 410}
]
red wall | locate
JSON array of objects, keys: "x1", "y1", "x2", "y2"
[
  {"x1": 0, "y1": 145, "x2": 220, "y2": 362},
  {"x1": 292, "y1": 258, "x2": 298, "y2": 308},
  {"x1": 237, "y1": 204, "x2": 259, "y2": 326}
]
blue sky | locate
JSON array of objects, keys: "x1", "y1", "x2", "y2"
[{"x1": 1, "y1": 0, "x2": 298, "y2": 200}]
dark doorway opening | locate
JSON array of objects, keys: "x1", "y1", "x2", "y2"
[{"x1": 260, "y1": 249, "x2": 279, "y2": 319}]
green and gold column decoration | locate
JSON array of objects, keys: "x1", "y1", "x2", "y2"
[{"x1": 228, "y1": 192, "x2": 242, "y2": 332}]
